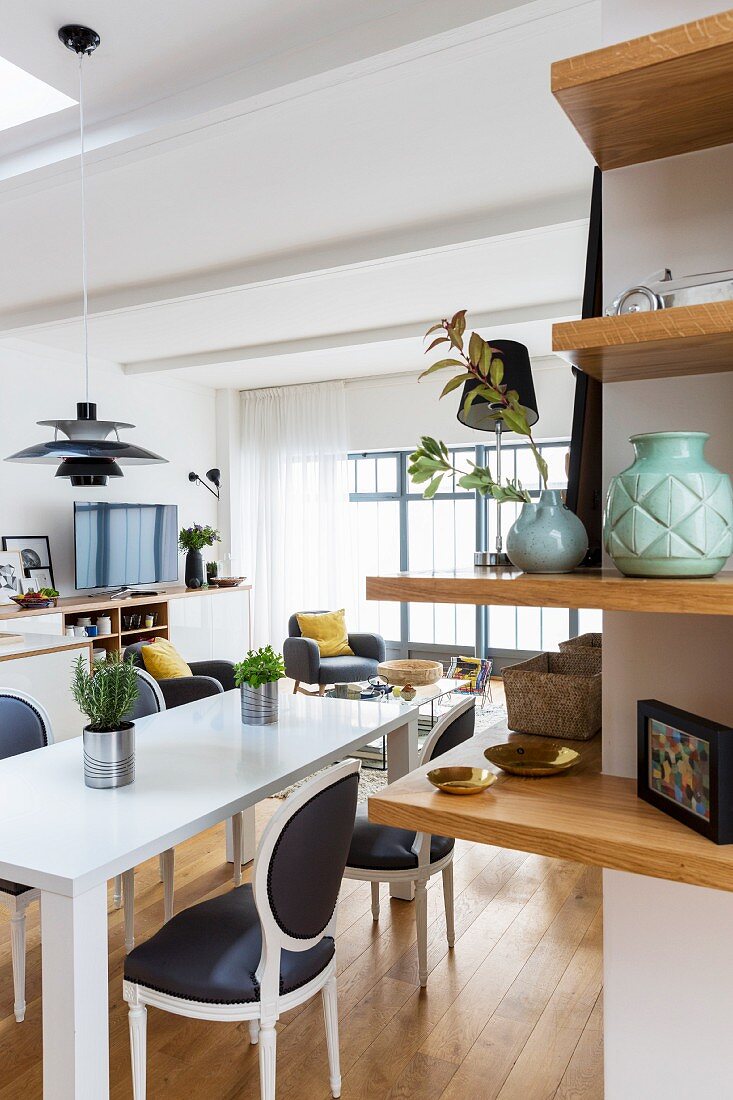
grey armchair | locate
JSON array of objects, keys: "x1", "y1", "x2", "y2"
[
  {"x1": 283, "y1": 611, "x2": 386, "y2": 695},
  {"x1": 124, "y1": 642, "x2": 236, "y2": 710}
]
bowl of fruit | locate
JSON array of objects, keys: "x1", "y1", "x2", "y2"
[{"x1": 11, "y1": 588, "x2": 60, "y2": 610}]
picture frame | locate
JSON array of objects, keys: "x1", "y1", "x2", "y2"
[
  {"x1": 25, "y1": 567, "x2": 54, "y2": 593},
  {"x1": 637, "y1": 699, "x2": 733, "y2": 844},
  {"x1": 2, "y1": 536, "x2": 55, "y2": 589},
  {"x1": 0, "y1": 551, "x2": 25, "y2": 603}
]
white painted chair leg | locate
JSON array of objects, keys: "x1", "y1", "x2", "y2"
[
  {"x1": 128, "y1": 1000, "x2": 148, "y2": 1100},
  {"x1": 158, "y1": 853, "x2": 165, "y2": 883},
  {"x1": 161, "y1": 848, "x2": 175, "y2": 923},
  {"x1": 370, "y1": 881, "x2": 380, "y2": 921},
  {"x1": 122, "y1": 868, "x2": 135, "y2": 954},
  {"x1": 258, "y1": 1022, "x2": 277, "y2": 1100},
  {"x1": 232, "y1": 812, "x2": 243, "y2": 887},
  {"x1": 442, "y1": 860, "x2": 455, "y2": 948},
  {"x1": 113, "y1": 874, "x2": 123, "y2": 909},
  {"x1": 248, "y1": 1018, "x2": 260, "y2": 1045},
  {"x1": 10, "y1": 908, "x2": 27, "y2": 1023},
  {"x1": 322, "y1": 974, "x2": 342, "y2": 1098},
  {"x1": 415, "y1": 878, "x2": 428, "y2": 988}
]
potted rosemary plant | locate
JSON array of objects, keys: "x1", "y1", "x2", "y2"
[
  {"x1": 410, "y1": 311, "x2": 587, "y2": 573},
  {"x1": 179, "y1": 524, "x2": 221, "y2": 588},
  {"x1": 71, "y1": 652, "x2": 140, "y2": 788},
  {"x1": 234, "y1": 645, "x2": 285, "y2": 725}
]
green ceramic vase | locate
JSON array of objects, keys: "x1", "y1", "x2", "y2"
[{"x1": 604, "y1": 432, "x2": 733, "y2": 577}]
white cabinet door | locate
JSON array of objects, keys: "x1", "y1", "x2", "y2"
[
  {"x1": 168, "y1": 596, "x2": 213, "y2": 662},
  {"x1": 211, "y1": 590, "x2": 250, "y2": 662},
  {"x1": 5, "y1": 613, "x2": 64, "y2": 636}
]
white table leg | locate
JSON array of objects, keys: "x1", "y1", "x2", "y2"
[
  {"x1": 41, "y1": 882, "x2": 109, "y2": 1099},
  {"x1": 387, "y1": 714, "x2": 419, "y2": 900},
  {"x1": 226, "y1": 804, "x2": 256, "y2": 865}
]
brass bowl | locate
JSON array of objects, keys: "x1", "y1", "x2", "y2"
[
  {"x1": 484, "y1": 741, "x2": 580, "y2": 777},
  {"x1": 427, "y1": 766, "x2": 497, "y2": 795}
]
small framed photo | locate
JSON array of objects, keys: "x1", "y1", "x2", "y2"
[
  {"x1": 0, "y1": 551, "x2": 25, "y2": 603},
  {"x1": 2, "y1": 536, "x2": 54, "y2": 589},
  {"x1": 638, "y1": 699, "x2": 733, "y2": 844},
  {"x1": 25, "y1": 567, "x2": 55, "y2": 593}
]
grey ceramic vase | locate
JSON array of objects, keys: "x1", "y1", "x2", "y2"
[{"x1": 506, "y1": 490, "x2": 588, "y2": 573}]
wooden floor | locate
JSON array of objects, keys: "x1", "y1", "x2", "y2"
[{"x1": 0, "y1": 795, "x2": 603, "y2": 1099}]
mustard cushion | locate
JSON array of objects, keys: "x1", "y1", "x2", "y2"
[
  {"x1": 296, "y1": 610, "x2": 354, "y2": 658},
  {"x1": 141, "y1": 637, "x2": 193, "y2": 680}
]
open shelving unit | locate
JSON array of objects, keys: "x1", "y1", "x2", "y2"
[
  {"x1": 551, "y1": 8, "x2": 733, "y2": 170},
  {"x1": 552, "y1": 301, "x2": 733, "y2": 383}
]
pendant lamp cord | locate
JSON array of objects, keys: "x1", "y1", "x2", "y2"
[{"x1": 78, "y1": 53, "x2": 90, "y2": 404}]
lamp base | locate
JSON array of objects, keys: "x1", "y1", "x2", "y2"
[{"x1": 474, "y1": 550, "x2": 512, "y2": 568}]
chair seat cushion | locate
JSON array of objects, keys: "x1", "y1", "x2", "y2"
[
  {"x1": 317, "y1": 656, "x2": 379, "y2": 684},
  {"x1": 346, "y1": 805, "x2": 455, "y2": 871},
  {"x1": 124, "y1": 884, "x2": 334, "y2": 1005},
  {"x1": 0, "y1": 879, "x2": 32, "y2": 897}
]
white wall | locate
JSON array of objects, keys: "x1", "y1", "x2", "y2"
[
  {"x1": 0, "y1": 343, "x2": 218, "y2": 595},
  {"x1": 345, "y1": 356, "x2": 576, "y2": 452}
]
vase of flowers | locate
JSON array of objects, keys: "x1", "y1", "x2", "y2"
[
  {"x1": 179, "y1": 524, "x2": 221, "y2": 589},
  {"x1": 409, "y1": 310, "x2": 587, "y2": 573},
  {"x1": 71, "y1": 653, "x2": 140, "y2": 789},
  {"x1": 234, "y1": 646, "x2": 285, "y2": 725}
]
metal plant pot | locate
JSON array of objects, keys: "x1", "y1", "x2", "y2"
[
  {"x1": 83, "y1": 721, "x2": 135, "y2": 789},
  {"x1": 240, "y1": 681, "x2": 279, "y2": 725}
]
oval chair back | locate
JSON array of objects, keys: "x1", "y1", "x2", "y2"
[
  {"x1": 253, "y1": 759, "x2": 360, "y2": 1003},
  {"x1": 419, "y1": 695, "x2": 476, "y2": 768},
  {"x1": 0, "y1": 690, "x2": 54, "y2": 760},
  {"x1": 125, "y1": 668, "x2": 166, "y2": 721}
]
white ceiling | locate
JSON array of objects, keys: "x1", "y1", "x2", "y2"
[{"x1": 0, "y1": 0, "x2": 600, "y2": 389}]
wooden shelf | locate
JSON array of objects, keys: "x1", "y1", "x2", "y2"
[
  {"x1": 366, "y1": 568, "x2": 733, "y2": 616},
  {"x1": 553, "y1": 302, "x2": 733, "y2": 382},
  {"x1": 552, "y1": 9, "x2": 733, "y2": 169},
  {"x1": 120, "y1": 626, "x2": 168, "y2": 638},
  {"x1": 369, "y1": 731, "x2": 733, "y2": 894}
]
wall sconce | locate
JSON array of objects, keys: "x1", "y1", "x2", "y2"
[{"x1": 188, "y1": 468, "x2": 221, "y2": 500}]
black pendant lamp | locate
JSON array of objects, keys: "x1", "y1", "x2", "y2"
[{"x1": 5, "y1": 25, "x2": 166, "y2": 487}]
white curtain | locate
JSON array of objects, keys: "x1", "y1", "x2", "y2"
[{"x1": 240, "y1": 381, "x2": 356, "y2": 649}]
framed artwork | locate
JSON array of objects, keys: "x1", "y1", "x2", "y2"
[
  {"x1": 25, "y1": 567, "x2": 54, "y2": 593},
  {"x1": 0, "y1": 551, "x2": 25, "y2": 603},
  {"x1": 637, "y1": 699, "x2": 733, "y2": 844},
  {"x1": 2, "y1": 536, "x2": 54, "y2": 589}
]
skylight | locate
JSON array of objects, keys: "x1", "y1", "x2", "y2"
[{"x1": 0, "y1": 55, "x2": 76, "y2": 132}]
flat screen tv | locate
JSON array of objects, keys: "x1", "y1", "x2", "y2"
[{"x1": 74, "y1": 502, "x2": 179, "y2": 590}]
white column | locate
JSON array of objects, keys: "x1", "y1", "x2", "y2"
[
  {"x1": 387, "y1": 713, "x2": 419, "y2": 900},
  {"x1": 41, "y1": 882, "x2": 109, "y2": 1099}
]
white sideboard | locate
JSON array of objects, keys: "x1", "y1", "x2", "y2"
[
  {"x1": 0, "y1": 634, "x2": 91, "y2": 742},
  {"x1": 168, "y1": 588, "x2": 251, "y2": 662}
]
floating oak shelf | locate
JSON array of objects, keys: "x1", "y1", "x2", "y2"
[
  {"x1": 552, "y1": 8, "x2": 733, "y2": 169},
  {"x1": 552, "y1": 302, "x2": 733, "y2": 382},
  {"x1": 369, "y1": 732, "x2": 733, "y2": 894},
  {"x1": 366, "y1": 568, "x2": 733, "y2": 616}
]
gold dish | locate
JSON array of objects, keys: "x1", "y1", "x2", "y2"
[
  {"x1": 427, "y1": 766, "x2": 497, "y2": 795},
  {"x1": 484, "y1": 741, "x2": 580, "y2": 777}
]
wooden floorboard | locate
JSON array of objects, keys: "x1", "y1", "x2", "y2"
[{"x1": 0, "y1": 795, "x2": 603, "y2": 1098}]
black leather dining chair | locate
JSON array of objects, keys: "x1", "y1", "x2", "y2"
[
  {"x1": 123, "y1": 759, "x2": 360, "y2": 1100},
  {"x1": 0, "y1": 690, "x2": 54, "y2": 1022},
  {"x1": 343, "y1": 696, "x2": 476, "y2": 986}
]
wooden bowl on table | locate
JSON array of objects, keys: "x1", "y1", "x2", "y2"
[
  {"x1": 215, "y1": 577, "x2": 246, "y2": 588},
  {"x1": 377, "y1": 659, "x2": 443, "y2": 687}
]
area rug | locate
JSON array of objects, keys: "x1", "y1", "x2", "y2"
[{"x1": 273, "y1": 699, "x2": 507, "y2": 802}]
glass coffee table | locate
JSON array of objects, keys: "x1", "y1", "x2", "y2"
[{"x1": 326, "y1": 678, "x2": 469, "y2": 769}]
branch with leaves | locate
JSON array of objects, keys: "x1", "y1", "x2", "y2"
[
  {"x1": 408, "y1": 436, "x2": 531, "y2": 502},
  {"x1": 415, "y1": 310, "x2": 548, "y2": 498}
]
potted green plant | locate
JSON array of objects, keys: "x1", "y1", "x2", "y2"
[
  {"x1": 410, "y1": 311, "x2": 587, "y2": 573},
  {"x1": 234, "y1": 645, "x2": 285, "y2": 725},
  {"x1": 179, "y1": 524, "x2": 221, "y2": 589},
  {"x1": 71, "y1": 653, "x2": 140, "y2": 788}
]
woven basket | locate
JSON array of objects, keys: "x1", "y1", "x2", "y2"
[
  {"x1": 559, "y1": 632, "x2": 602, "y2": 652},
  {"x1": 503, "y1": 650, "x2": 602, "y2": 741}
]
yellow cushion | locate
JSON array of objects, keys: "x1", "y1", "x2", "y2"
[
  {"x1": 296, "y1": 610, "x2": 354, "y2": 658},
  {"x1": 141, "y1": 637, "x2": 192, "y2": 680}
]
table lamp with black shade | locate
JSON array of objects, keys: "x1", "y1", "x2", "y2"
[{"x1": 457, "y1": 339, "x2": 539, "y2": 567}]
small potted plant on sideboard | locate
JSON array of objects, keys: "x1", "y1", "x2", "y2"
[
  {"x1": 179, "y1": 524, "x2": 221, "y2": 589},
  {"x1": 71, "y1": 653, "x2": 139, "y2": 789},
  {"x1": 234, "y1": 645, "x2": 285, "y2": 725}
]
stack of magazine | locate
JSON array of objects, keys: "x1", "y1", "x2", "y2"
[{"x1": 445, "y1": 656, "x2": 493, "y2": 702}]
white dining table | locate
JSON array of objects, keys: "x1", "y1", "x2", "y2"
[{"x1": 0, "y1": 689, "x2": 420, "y2": 1100}]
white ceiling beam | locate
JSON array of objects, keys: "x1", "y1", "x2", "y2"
[
  {"x1": 122, "y1": 299, "x2": 579, "y2": 375},
  {"x1": 0, "y1": 203, "x2": 589, "y2": 337}
]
